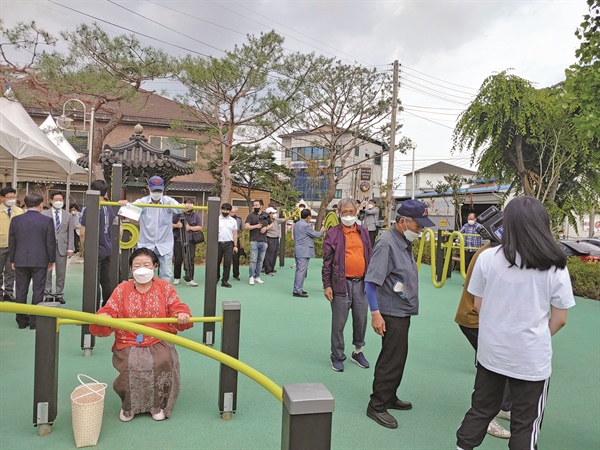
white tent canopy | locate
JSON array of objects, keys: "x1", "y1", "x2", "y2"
[{"x1": 0, "y1": 96, "x2": 88, "y2": 187}]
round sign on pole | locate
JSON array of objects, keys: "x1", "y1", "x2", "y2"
[{"x1": 360, "y1": 182, "x2": 370, "y2": 192}]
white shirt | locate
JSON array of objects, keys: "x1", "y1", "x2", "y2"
[
  {"x1": 133, "y1": 195, "x2": 181, "y2": 256},
  {"x1": 218, "y1": 215, "x2": 238, "y2": 242},
  {"x1": 468, "y1": 246, "x2": 575, "y2": 381}
]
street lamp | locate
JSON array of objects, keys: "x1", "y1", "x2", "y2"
[{"x1": 57, "y1": 99, "x2": 95, "y2": 188}]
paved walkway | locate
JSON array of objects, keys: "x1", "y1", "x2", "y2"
[{"x1": 1, "y1": 260, "x2": 599, "y2": 449}]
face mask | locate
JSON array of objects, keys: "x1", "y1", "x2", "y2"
[
  {"x1": 52, "y1": 201, "x2": 64, "y2": 210},
  {"x1": 5, "y1": 199, "x2": 16, "y2": 207},
  {"x1": 402, "y1": 221, "x2": 422, "y2": 242},
  {"x1": 340, "y1": 215, "x2": 357, "y2": 227},
  {"x1": 132, "y1": 267, "x2": 154, "y2": 284},
  {"x1": 468, "y1": 220, "x2": 475, "y2": 226},
  {"x1": 253, "y1": 207, "x2": 260, "y2": 213},
  {"x1": 222, "y1": 212, "x2": 230, "y2": 217},
  {"x1": 273, "y1": 213, "x2": 278, "y2": 219},
  {"x1": 150, "y1": 191, "x2": 163, "y2": 201},
  {"x1": 367, "y1": 204, "x2": 373, "y2": 209}
]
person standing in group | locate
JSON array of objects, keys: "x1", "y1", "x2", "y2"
[
  {"x1": 360, "y1": 199, "x2": 380, "y2": 247},
  {"x1": 70, "y1": 204, "x2": 82, "y2": 254},
  {"x1": 90, "y1": 247, "x2": 193, "y2": 422},
  {"x1": 245, "y1": 199, "x2": 272, "y2": 285},
  {"x1": 292, "y1": 208, "x2": 323, "y2": 297},
  {"x1": 456, "y1": 197, "x2": 575, "y2": 450},
  {"x1": 172, "y1": 197, "x2": 203, "y2": 287},
  {"x1": 458, "y1": 213, "x2": 483, "y2": 270},
  {"x1": 322, "y1": 198, "x2": 373, "y2": 372},
  {"x1": 365, "y1": 199, "x2": 434, "y2": 429},
  {"x1": 0, "y1": 187, "x2": 23, "y2": 302},
  {"x1": 43, "y1": 190, "x2": 75, "y2": 304},
  {"x1": 230, "y1": 206, "x2": 245, "y2": 281},
  {"x1": 118, "y1": 176, "x2": 181, "y2": 282},
  {"x1": 80, "y1": 180, "x2": 118, "y2": 308},
  {"x1": 8, "y1": 194, "x2": 56, "y2": 329},
  {"x1": 263, "y1": 207, "x2": 289, "y2": 276},
  {"x1": 217, "y1": 203, "x2": 238, "y2": 288}
]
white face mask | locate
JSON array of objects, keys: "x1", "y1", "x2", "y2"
[
  {"x1": 150, "y1": 191, "x2": 163, "y2": 201},
  {"x1": 52, "y1": 201, "x2": 64, "y2": 210},
  {"x1": 341, "y1": 215, "x2": 357, "y2": 227},
  {"x1": 273, "y1": 213, "x2": 278, "y2": 219},
  {"x1": 367, "y1": 204, "x2": 374, "y2": 209},
  {"x1": 132, "y1": 267, "x2": 154, "y2": 284},
  {"x1": 402, "y1": 221, "x2": 422, "y2": 242},
  {"x1": 5, "y1": 199, "x2": 16, "y2": 207},
  {"x1": 468, "y1": 220, "x2": 475, "y2": 226}
]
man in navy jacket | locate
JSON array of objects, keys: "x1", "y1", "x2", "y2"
[
  {"x1": 8, "y1": 194, "x2": 56, "y2": 329},
  {"x1": 322, "y1": 198, "x2": 373, "y2": 372}
]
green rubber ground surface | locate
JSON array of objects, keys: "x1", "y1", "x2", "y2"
[{"x1": 1, "y1": 259, "x2": 598, "y2": 449}]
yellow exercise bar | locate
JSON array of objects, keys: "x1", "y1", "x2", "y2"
[
  {"x1": 100, "y1": 201, "x2": 208, "y2": 211},
  {"x1": 57, "y1": 316, "x2": 222, "y2": 328},
  {"x1": 416, "y1": 229, "x2": 467, "y2": 288},
  {"x1": 0, "y1": 303, "x2": 283, "y2": 402}
]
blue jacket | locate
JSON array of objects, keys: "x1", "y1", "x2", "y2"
[
  {"x1": 293, "y1": 219, "x2": 323, "y2": 258},
  {"x1": 322, "y1": 224, "x2": 372, "y2": 296}
]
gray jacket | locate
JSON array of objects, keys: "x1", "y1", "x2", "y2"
[
  {"x1": 293, "y1": 219, "x2": 323, "y2": 258},
  {"x1": 43, "y1": 208, "x2": 75, "y2": 256},
  {"x1": 362, "y1": 206, "x2": 379, "y2": 231}
]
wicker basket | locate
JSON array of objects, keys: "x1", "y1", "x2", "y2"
[{"x1": 71, "y1": 374, "x2": 107, "y2": 448}]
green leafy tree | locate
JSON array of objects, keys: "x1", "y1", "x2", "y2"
[
  {"x1": 0, "y1": 22, "x2": 174, "y2": 181},
  {"x1": 177, "y1": 31, "x2": 320, "y2": 203}
]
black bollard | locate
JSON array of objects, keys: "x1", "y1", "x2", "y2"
[
  {"x1": 435, "y1": 229, "x2": 445, "y2": 284},
  {"x1": 109, "y1": 164, "x2": 123, "y2": 290},
  {"x1": 33, "y1": 304, "x2": 61, "y2": 435},
  {"x1": 81, "y1": 190, "x2": 100, "y2": 356},
  {"x1": 279, "y1": 221, "x2": 286, "y2": 268},
  {"x1": 203, "y1": 197, "x2": 220, "y2": 346},
  {"x1": 218, "y1": 301, "x2": 241, "y2": 420},
  {"x1": 281, "y1": 383, "x2": 334, "y2": 450}
]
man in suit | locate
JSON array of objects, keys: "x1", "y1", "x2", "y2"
[
  {"x1": 0, "y1": 187, "x2": 24, "y2": 301},
  {"x1": 43, "y1": 190, "x2": 75, "y2": 304},
  {"x1": 292, "y1": 208, "x2": 323, "y2": 297},
  {"x1": 9, "y1": 194, "x2": 56, "y2": 329}
]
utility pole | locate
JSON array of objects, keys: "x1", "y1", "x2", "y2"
[{"x1": 386, "y1": 60, "x2": 399, "y2": 225}]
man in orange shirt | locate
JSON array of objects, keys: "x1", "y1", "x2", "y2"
[{"x1": 322, "y1": 198, "x2": 373, "y2": 372}]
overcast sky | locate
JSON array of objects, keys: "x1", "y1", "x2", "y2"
[{"x1": 0, "y1": 0, "x2": 590, "y2": 192}]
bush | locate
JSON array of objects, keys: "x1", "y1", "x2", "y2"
[
  {"x1": 284, "y1": 231, "x2": 323, "y2": 258},
  {"x1": 566, "y1": 257, "x2": 600, "y2": 300}
]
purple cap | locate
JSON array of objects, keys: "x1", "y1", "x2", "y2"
[
  {"x1": 397, "y1": 200, "x2": 435, "y2": 227},
  {"x1": 148, "y1": 176, "x2": 165, "y2": 191}
]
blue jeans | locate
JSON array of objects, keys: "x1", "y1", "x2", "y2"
[{"x1": 249, "y1": 241, "x2": 267, "y2": 279}]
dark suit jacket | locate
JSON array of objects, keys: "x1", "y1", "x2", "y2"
[{"x1": 9, "y1": 210, "x2": 56, "y2": 268}]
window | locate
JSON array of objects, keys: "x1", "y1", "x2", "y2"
[
  {"x1": 232, "y1": 199, "x2": 247, "y2": 207},
  {"x1": 285, "y1": 148, "x2": 293, "y2": 158},
  {"x1": 365, "y1": 153, "x2": 370, "y2": 160},
  {"x1": 374, "y1": 154, "x2": 382, "y2": 165},
  {"x1": 149, "y1": 136, "x2": 197, "y2": 161},
  {"x1": 334, "y1": 166, "x2": 341, "y2": 178},
  {"x1": 334, "y1": 189, "x2": 342, "y2": 199},
  {"x1": 354, "y1": 146, "x2": 360, "y2": 157},
  {"x1": 291, "y1": 146, "x2": 329, "y2": 161},
  {"x1": 290, "y1": 168, "x2": 329, "y2": 201}
]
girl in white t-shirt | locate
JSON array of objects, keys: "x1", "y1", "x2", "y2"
[{"x1": 456, "y1": 196, "x2": 575, "y2": 450}]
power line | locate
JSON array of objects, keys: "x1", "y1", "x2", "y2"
[
  {"x1": 400, "y1": 71, "x2": 476, "y2": 96},
  {"x1": 402, "y1": 110, "x2": 456, "y2": 130},
  {"x1": 403, "y1": 107, "x2": 461, "y2": 116},
  {"x1": 401, "y1": 84, "x2": 469, "y2": 106},
  {"x1": 402, "y1": 104, "x2": 465, "y2": 111},
  {"x1": 402, "y1": 64, "x2": 478, "y2": 91},
  {"x1": 400, "y1": 77, "x2": 475, "y2": 101}
]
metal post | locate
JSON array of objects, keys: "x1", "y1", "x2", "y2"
[
  {"x1": 203, "y1": 196, "x2": 220, "y2": 346},
  {"x1": 110, "y1": 164, "x2": 123, "y2": 290},
  {"x1": 279, "y1": 221, "x2": 286, "y2": 268},
  {"x1": 281, "y1": 383, "x2": 334, "y2": 450},
  {"x1": 435, "y1": 229, "x2": 445, "y2": 284},
  {"x1": 33, "y1": 303, "x2": 61, "y2": 436},
  {"x1": 81, "y1": 190, "x2": 100, "y2": 356},
  {"x1": 218, "y1": 301, "x2": 241, "y2": 420}
]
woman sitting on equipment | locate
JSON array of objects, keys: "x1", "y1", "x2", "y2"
[{"x1": 90, "y1": 247, "x2": 193, "y2": 422}]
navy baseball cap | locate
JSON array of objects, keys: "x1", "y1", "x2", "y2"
[
  {"x1": 148, "y1": 176, "x2": 165, "y2": 191},
  {"x1": 397, "y1": 200, "x2": 435, "y2": 227}
]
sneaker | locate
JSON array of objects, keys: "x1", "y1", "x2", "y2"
[
  {"x1": 487, "y1": 419, "x2": 510, "y2": 439},
  {"x1": 186, "y1": 281, "x2": 198, "y2": 287},
  {"x1": 233, "y1": 277, "x2": 240, "y2": 281},
  {"x1": 351, "y1": 351, "x2": 370, "y2": 368},
  {"x1": 254, "y1": 277, "x2": 264, "y2": 284},
  {"x1": 119, "y1": 409, "x2": 134, "y2": 422},
  {"x1": 173, "y1": 279, "x2": 180, "y2": 285},
  {"x1": 496, "y1": 410, "x2": 511, "y2": 421},
  {"x1": 331, "y1": 360, "x2": 344, "y2": 372},
  {"x1": 249, "y1": 277, "x2": 255, "y2": 285},
  {"x1": 152, "y1": 409, "x2": 166, "y2": 421},
  {"x1": 265, "y1": 272, "x2": 275, "y2": 277}
]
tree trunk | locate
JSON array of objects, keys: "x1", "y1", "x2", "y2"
[
  {"x1": 514, "y1": 134, "x2": 534, "y2": 196},
  {"x1": 314, "y1": 175, "x2": 337, "y2": 231},
  {"x1": 91, "y1": 111, "x2": 124, "y2": 182},
  {"x1": 590, "y1": 205, "x2": 596, "y2": 238}
]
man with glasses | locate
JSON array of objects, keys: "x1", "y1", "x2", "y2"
[{"x1": 364, "y1": 200, "x2": 434, "y2": 429}]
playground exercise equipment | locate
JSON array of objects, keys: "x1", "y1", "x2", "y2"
[
  {"x1": 0, "y1": 302, "x2": 334, "y2": 449},
  {"x1": 416, "y1": 229, "x2": 469, "y2": 288}
]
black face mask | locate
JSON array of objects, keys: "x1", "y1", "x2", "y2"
[
  {"x1": 253, "y1": 208, "x2": 260, "y2": 213},
  {"x1": 222, "y1": 212, "x2": 230, "y2": 217}
]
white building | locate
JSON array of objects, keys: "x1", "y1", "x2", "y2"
[
  {"x1": 403, "y1": 161, "x2": 476, "y2": 197},
  {"x1": 279, "y1": 128, "x2": 387, "y2": 210}
]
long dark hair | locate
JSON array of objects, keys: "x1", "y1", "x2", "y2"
[{"x1": 501, "y1": 196, "x2": 566, "y2": 271}]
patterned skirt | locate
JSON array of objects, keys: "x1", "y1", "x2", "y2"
[{"x1": 112, "y1": 341, "x2": 181, "y2": 419}]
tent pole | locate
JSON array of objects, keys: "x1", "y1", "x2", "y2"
[
  {"x1": 66, "y1": 174, "x2": 71, "y2": 210},
  {"x1": 12, "y1": 157, "x2": 18, "y2": 188}
]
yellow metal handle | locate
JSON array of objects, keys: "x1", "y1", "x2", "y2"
[
  {"x1": 100, "y1": 201, "x2": 208, "y2": 211},
  {"x1": 120, "y1": 222, "x2": 139, "y2": 249},
  {"x1": 416, "y1": 229, "x2": 466, "y2": 289}
]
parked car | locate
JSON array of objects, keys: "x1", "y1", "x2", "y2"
[
  {"x1": 579, "y1": 238, "x2": 600, "y2": 249},
  {"x1": 559, "y1": 240, "x2": 600, "y2": 262}
]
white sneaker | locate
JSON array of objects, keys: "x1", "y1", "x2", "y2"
[
  {"x1": 151, "y1": 409, "x2": 165, "y2": 421},
  {"x1": 254, "y1": 277, "x2": 264, "y2": 284},
  {"x1": 249, "y1": 277, "x2": 255, "y2": 285},
  {"x1": 119, "y1": 409, "x2": 134, "y2": 422},
  {"x1": 186, "y1": 280, "x2": 198, "y2": 287},
  {"x1": 173, "y1": 279, "x2": 180, "y2": 285},
  {"x1": 487, "y1": 418, "x2": 510, "y2": 439},
  {"x1": 496, "y1": 410, "x2": 511, "y2": 421}
]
